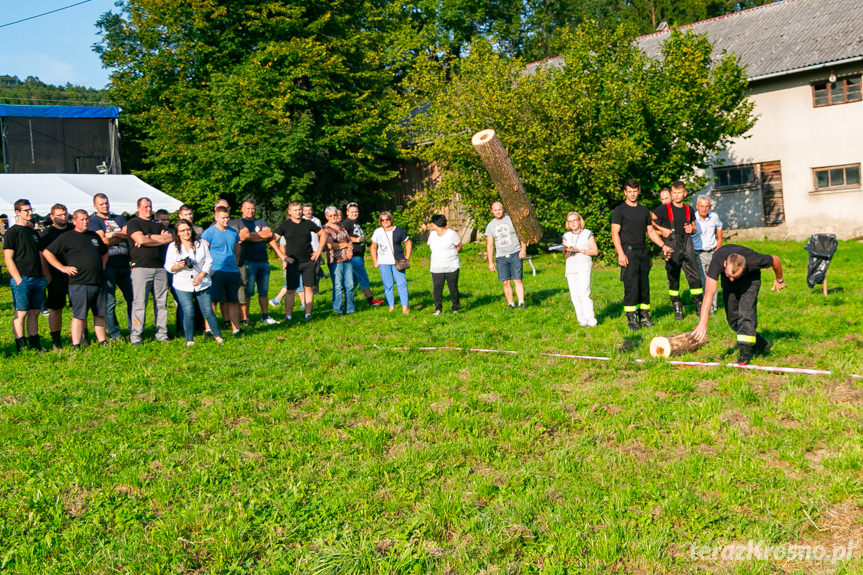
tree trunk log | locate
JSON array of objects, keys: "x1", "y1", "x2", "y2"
[
  {"x1": 649, "y1": 333, "x2": 707, "y2": 358},
  {"x1": 471, "y1": 129, "x2": 543, "y2": 245}
]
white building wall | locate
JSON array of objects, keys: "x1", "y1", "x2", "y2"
[{"x1": 705, "y1": 63, "x2": 863, "y2": 239}]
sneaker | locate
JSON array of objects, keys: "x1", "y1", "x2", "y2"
[
  {"x1": 304, "y1": 314, "x2": 311, "y2": 320},
  {"x1": 263, "y1": 316, "x2": 280, "y2": 325},
  {"x1": 232, "y1": 329, "x2": 242, "y2": 336},
  {"x1": 242, "y1": 320, "x2": 252, "y2": 328},
  {"x1": 518, "y1": 303, "x2": 526, "y2": 309},
  {"x1": 507, "y1": 303, "x2": 515, "y2": 310},
  {"x1": 268, "y1": 298, "x2": 281, "y2": 308},
  {"x1": 284, "y1": 315, "x2": 292, "y2": 322},
  {"x1": 433, "y1": 310, "x2": 442, "y2": 316},
  {"x1": 204, "y1": 330, "x2": 213, "y2": 339},
  {"x1": 370, "y1": 298, "x2": 384, "y2": 306},
  {"x1": 186, "y1": 341, "x2": 195, "y2": 347},
  {"x1": 214, "y1": 337, "x2": 224, "y2": 345}
]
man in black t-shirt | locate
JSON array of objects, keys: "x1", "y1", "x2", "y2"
[
  {"x1": 692, "y1": 244, "x2": 785, "y2": 365},
  {"x1": 237, "y1": 199, "x2": 277, "y2": 325},
  {"x1": 39, "y1": 204, "x2": 73, "y2": 348},
  {"x1": 341, "y1": 202, "x2": 384, "y2": 306},
  {"x1": 126, "y1": 197, "x2": 174, "y2": 345},
  {"x1": 611, "y1": 180, "x2": 671, "y2": 331},
  {"x1": 3, "y1": 199, "x2": 49, "y2": 352},
  {"x1": 270, "y1": 201, "x2": 326, "y2": 320},
  {"x1": 652, "y1": 181, "x2": 704, "y2": 321},
  {"x1": 43, "y1": 210, "x2": 109, "y2": 348}
]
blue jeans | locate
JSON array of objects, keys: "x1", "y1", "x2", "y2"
[
  {"x1": 10, "y1": 276, "x2": 47, "y2": 311},
  {"x1": 174, "y1": 288, "x2": 221, "y2": 341},
  {"x1": 104, "y1": 266, "x2": 133, "y2": 339},
  {"x1": 378, "y1": 264, "x2": 408, "y2": 307},
  {"x1": 245, "y1": 260, "x2": 271, "y2": 298},
  {"x1": 350, "y1": 255, "x2": 370, "y2": 291},
  {"x1": 328, "y1": 261, "x2": 355, "y2": 314}
]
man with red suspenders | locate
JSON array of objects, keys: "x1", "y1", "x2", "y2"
[{"x1": 652, "y1": 180, "x2": 704, "y2": 320}]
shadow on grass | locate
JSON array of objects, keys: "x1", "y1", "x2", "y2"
[{"x1": 619, "y1": 335, "x2": 644, "y2": 352}]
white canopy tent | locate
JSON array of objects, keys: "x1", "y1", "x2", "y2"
[{"x1": 0, "y1": 174, "x2": 182, "y2": 219}]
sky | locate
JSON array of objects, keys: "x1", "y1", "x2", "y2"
[{"x1": 0, "y1": 0, "x2": 118, "y2": 89}]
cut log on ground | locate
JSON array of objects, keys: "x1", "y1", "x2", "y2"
[
  {"x1": 650, "y1": 332, "x2": 707, "y2": 358},
  {"x1": 471, "y1": 129, "x2": 543, "y2": 245}
]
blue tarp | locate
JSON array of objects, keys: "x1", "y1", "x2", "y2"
[{"x1": 0, "y1": 105, "x2": 119, "y2": 119}]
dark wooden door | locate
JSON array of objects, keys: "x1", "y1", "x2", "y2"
[{"x1": 760, "y1": 161, "x2": 785, "y2": 226}]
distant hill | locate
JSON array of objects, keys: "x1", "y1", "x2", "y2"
[{"x1": 0, "y1": 75, "x2": 110, "y2": 107}]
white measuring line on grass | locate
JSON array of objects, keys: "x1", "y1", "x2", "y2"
[{"x1": 377, "y1": 345, "x2": 861, "y2": 378}]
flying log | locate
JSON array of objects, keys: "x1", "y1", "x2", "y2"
[
  {"x1": 471, "y1": 129, "x2": 543, "y2": 245},
  {"x1": 649, "y1": 332, "x2": 707, "y2": 358}
]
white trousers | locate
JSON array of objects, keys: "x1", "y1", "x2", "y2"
[{"x1": 566, "y1": 269, "x2": 596, "y2": 326}]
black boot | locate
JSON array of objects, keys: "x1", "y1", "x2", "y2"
[
  {"x1": 626, "y1": 312, "x2": 641, "y2": 331},
  {"x1": 692, "y1": 295, "x2": 704, "y2": 316},
  {"x1": 754, "y1": 335, "x2": 771, "y2": 356},
  {"x1": 638, "y1": 309, "x2": 655, "y2": 328},
  {"x1": 15, "y1": 337, "x2": 27, "y2": 353},
  {"x1": 737, "y1": 345, "x2": 754, "y2": 365},
  {"x1": 50, "y1": 330, "x2": 62, "y2": 349},
  {"x1": 672, "y1": 300, "x2": 684, "y2": 321}
]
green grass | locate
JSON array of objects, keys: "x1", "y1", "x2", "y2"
[{"x1": 1, "y1": 240, "x2": 862, "y2": 574}]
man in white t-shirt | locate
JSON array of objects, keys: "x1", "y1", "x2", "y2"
[{"x1": 485, "y1": 202, "x2": 527, "y2": 309}]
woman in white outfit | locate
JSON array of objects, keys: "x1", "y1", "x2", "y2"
[{"x1": 562, "y1": 211, "x2": 598, "y2": 326}]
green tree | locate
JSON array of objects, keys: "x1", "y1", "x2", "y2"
[
  {"x1": 0, "y1": 75, "x2": 109, "y2": 106},
  {"x1": 398, "y1": 25, "x2": 754, "y2": 257},
  {"x1": 621, "y1": 0, "x2": 779, "y2": 34},
  {"x1": 96, "y1": 0, "x2": 401, "y2": 214}
]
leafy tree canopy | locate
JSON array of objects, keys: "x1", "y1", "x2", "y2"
[
  {"x1": 96, "y1": 0, "x2": 404, "y2": 216},
  {"x1": 398, "y1": 25, "x2": 754, "y2": 257},
  {"x1": 94, "y1": 0, "x2": 771, "y2": 224}
]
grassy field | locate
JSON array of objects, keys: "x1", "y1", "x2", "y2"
[{"x1": 1, "y1": 239, "x2": 862, "y2": 574}]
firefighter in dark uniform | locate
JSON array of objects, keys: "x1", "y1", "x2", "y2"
[
  {"x1": 692, "y1": 244, "x2": 785, "y2": 364},
  {"x1": 611, "y1": 179, "x2": 672, "y2": 330},
  {"x1": 652, "y1": 181, "x2": 704, "y2": 321}
]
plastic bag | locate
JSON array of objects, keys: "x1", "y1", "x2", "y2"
[{"x1": 803, "y1": 234, "x2": 838, "y2": 288}]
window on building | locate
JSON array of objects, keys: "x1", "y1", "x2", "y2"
[
  {"x1": 714, "y1": 164, "x2": 756, "y2": 188},
  {"x1": 813, "y1": 76, "x2": 862, "y2": 107},
  {"x1": 812, "y1": 164, "x2": 861, "y2": 190}
]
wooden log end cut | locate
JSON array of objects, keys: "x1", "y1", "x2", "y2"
[
  {"x1": 471, "y1": 129, "x2": 496, "y2": 147},
  {"x1": 650, "y1": 333, "x2": 706, "y2": 358},
  {"x1": 649, "y1": 337, "x2": 672, "y2": 359}
]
